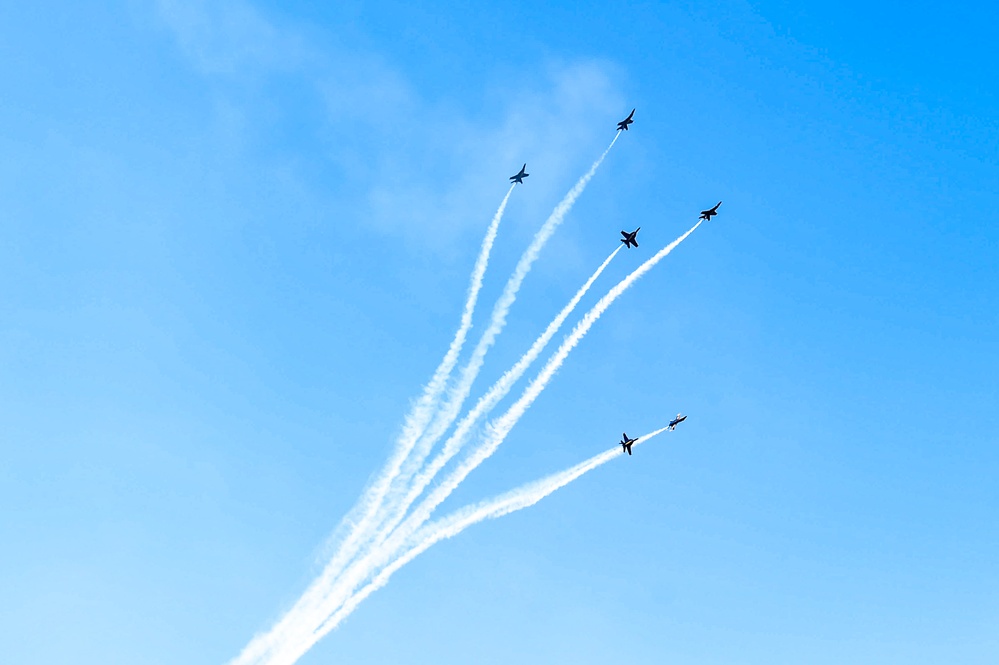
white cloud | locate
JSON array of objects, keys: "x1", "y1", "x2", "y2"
[
  {"x1": 156, "y1": 0, "x2": 312, "y2": 75},
  {"x1": 155, "y1": 1, "x2": 627, "y2": 253}
]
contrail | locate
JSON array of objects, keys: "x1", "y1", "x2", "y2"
[
  {"x1": 288, "y1": 139, "x2": 622, "y2": 657},
  {"x1": 254, "y1": 243, "x2": 625, "y2": 665},
  {"x1": 284, "y1": 219, "x2": 705, "y2": 664},
  {"x1": 232, "y1": 135, "x2": 623, "y2": 663},
  {"x1": 371, "y1": 245, "x2": 624, "y2": 555},
  {"x1": 339, "y1": 182, "x2": 515, "y2": 546},
  {"x1": 229, "y1": 143, "x2": 703, "y2": 665},
  {"x1": 313, "y1": 427, "x2": 672, "y2": 641},
  {"x1": 398, "y1": 133, "x2": 622, "y2": 493},
  {"x1": 375, "y1": 218, "x2": 704, "y2": 569},
  {"x1": 229, "y1": 185, "x2": 515, "y2": 665}
]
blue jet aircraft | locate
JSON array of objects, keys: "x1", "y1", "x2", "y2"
[
  {"x1": 510, "y1": 164, "x2": 529, "y2": 184},
  {"x1": 619, "y1": 432, "x2": 638, "y2": 455},
  {"x1": 620, "y1": 227, "x2": 640, "y2": 249},
  {"x1": 699, "y1": 202, "x2": 722, "y2": 221},
  {"x1": 617, "y1": 109, "x2": 635, "y2": 131}
]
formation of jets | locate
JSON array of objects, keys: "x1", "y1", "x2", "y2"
[
  {"x1": 505, "y1": 109, "x2": 718, "y2": 455},
  {"x1": 618, "y1": 414, "x2": 687, "y2": 456}
]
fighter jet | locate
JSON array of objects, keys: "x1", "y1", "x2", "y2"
[
  {"x1": 668, "y1": 413, "x2": 687, "y2": 430},
  {"x1": 699, "y1": 201, "x2": 722, "y2": 221},
  {"x1": 619, "y1": 432, "x2": 638, "y2": 455},
  {"x1": 617, "y1": 109, "x2": 635, "y2": 131},
  {"x1": 510, "y1": 164, "x2": 529, "y2": 184},
  {"x1": 620, "y1": 227, "x2": 640, "y2": 249}
]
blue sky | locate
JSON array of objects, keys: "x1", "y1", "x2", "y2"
[{"x1": 2, "y1": 1, "x2": 997, "y2": 663}]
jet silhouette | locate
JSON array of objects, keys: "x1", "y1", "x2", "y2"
[
  {"x1": 617, "y1": 109, "x2": 635, "y2": 131},
  {"x1": 619, "y1": 432, "x2": 638, "y2": 455},
  {"x1": 620, "y1": 227, "x2": 640, "y2": 248},
  {"x1": 699, "y1": 201, "x2": 722, "y2": 221}
]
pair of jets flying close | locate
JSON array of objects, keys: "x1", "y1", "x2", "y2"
[
  {"x1": 510, "y1": 109, "x2": 721, "y2": 454},
  {"x1": 619, "y1": 414, "x2": 686, "y2": 455},
  {"x1": 617, "y1": 199, "x2": 719, "y2": 250}
]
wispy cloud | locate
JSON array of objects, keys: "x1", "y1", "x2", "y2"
[
  {"x1": 154, "y1": 0, "x2": 626, "y2": 252},
  {"x1": 155, "y1": 0, "x2": 312, "y2": 75}
]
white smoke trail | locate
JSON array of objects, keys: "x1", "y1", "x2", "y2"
[
  {"x1": 275, "y1": 220, "x2": 704, "y2": 664},
  {"x1": 375, "y1": 219, "x2": 704, "y2": 568},
  {"x1": 230, "y1": 185, "x2": 515, "y2": 665},
  {"x1": 252, "y1": 244, "x2": 626, "y2": 665},
  {"x1": 263, "y1": 143, "x2": 623, "y2": 663},
  {"x1": 314, "y1": 427, "x2": 671, "y2": 639},
  {"x1": 370, "y1": 245, "x2": 623, "y2": 555},
  {"x1": 398, "y1": 133, "x2": 622, "y2": 491}
]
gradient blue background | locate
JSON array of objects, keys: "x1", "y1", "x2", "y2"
[{"x1": 2, "y1": 1, "x2": 997, "y2": 663}]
